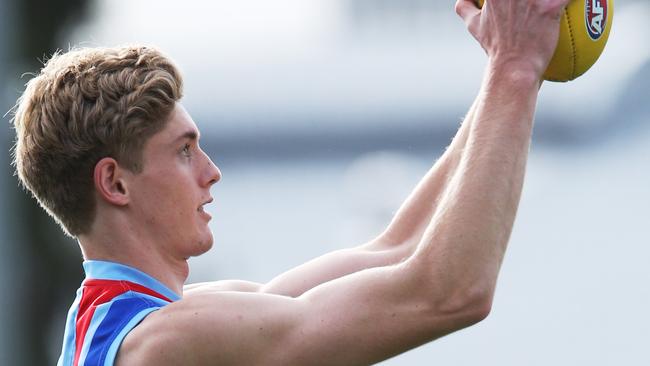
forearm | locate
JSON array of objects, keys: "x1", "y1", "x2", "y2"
[
  {"x1": 260, "y1": 101, "x2": 481, "y2": 298},
  {"x1": 378, "y1": 97, "x2": 479, "y2": 250},
  {"x1": 412, "y1": 63, "x2": 539, "y2": 304},
  {"x1": 261, "y1": 242, "x2": 412, "y2": 297}
]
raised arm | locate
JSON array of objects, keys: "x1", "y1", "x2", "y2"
[
  {"x1": 122, "y1": 1, "x2": 570, "y2": 364},
  {"x1": 250, "y1": 98, "x2": 480, "y2": 297},
  {"x1": 121, "y1": 62, "x2": 543, "y2": 364},
  {"x1": 185, "y1": 89, "x2": 480, "y2": 298}
]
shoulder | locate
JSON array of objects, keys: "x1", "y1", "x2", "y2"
[{"x1": 115, "y1": 290, "x2": 305, "y2": 366}]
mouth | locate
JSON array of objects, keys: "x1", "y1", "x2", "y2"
[
  {"x1": 198, "y1": 197, "x2": 213, "y2": 210},
  {"x1": 197, "y1": 198, "x2": 213, "y2": 219}
]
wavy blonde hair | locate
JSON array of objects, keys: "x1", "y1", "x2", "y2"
[{"x1": 12, "y1": 45, "x2": 183, "y2": 236}]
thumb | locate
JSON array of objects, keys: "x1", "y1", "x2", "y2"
[{"x1": 455, "y1": 0, "x2": 481, "y2": 25}]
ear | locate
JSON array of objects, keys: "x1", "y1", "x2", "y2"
[{"x1": 93, "y1": 157, "x2": 130, "y2": 206}]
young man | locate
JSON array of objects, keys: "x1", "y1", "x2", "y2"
[{"x1": 12, "y1": 0, "x2": 569, "y2": 364}]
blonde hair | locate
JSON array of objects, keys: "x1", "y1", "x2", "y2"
[{"x1": 12, "y1": 45, "x2": 183, "y2": 236}]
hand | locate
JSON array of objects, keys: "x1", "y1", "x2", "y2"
[{"x1": 455, "y1": 0, "x2": 570, "y2": 79}]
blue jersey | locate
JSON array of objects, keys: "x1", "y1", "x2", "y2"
[{"x1": 57, "y1": 260, "x2": 180, "y2": 366}]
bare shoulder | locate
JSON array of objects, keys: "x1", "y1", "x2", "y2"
[{"x1": 115, "y1": 290, "x2": 303, "y2": 366}]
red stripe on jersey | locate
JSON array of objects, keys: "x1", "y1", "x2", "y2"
[{"x1": 72, "y1": 279, "x2": 172, "y2": 366}]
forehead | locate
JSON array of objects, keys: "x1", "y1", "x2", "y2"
[{"x1": 155, "y1": 103, "x2": 200, "y2": 144}]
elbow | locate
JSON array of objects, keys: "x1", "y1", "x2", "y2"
[
  {"x1": 429, "y1": 285, "x2": 494, "y2": 331},
  {"x1": 467, "y1": 292, "x2": 493, "y2": 325},
  {"x1": 448, "y1": 286, "x2": 494, "y2": 327},
  {"x1": 400, "y1": 258, "x2": 495, "y2": 333}
]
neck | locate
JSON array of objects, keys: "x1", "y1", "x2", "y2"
[{"x1": 78, "y1": 228, "x2": 188, "y2": 297}]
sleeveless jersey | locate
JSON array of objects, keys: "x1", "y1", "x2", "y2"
[{"x1": 57, "y1": 260, "x2": 180, "y2": 366}]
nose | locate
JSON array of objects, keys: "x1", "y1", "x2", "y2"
[{"x1": 201, "y1": 152, "x2": 221, "y2": 187}]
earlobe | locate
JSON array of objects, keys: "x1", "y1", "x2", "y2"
[{"x1": 94, "y1": 157, "x2": 130, "y2": 206}]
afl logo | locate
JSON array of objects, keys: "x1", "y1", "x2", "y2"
[{"x1": 585, "y1": 0, "x2": 608, "y2": 40}]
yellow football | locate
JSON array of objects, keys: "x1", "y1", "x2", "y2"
[{"x1": 474, "y1": 0, "x2": 614, "y2": 82}]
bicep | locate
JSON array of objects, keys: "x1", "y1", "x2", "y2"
[
  {"x1": 288, "y1": 265, "x2": 476, "y2": 365},
  {"x1": 142, "y1": 261, "x2": 481, "y2": 366}
]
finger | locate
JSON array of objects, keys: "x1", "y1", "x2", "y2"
[{"x1": 455, "y1": 0, "x2": 481, "y2": 22}]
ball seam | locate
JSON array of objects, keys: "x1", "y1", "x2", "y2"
[{"x1": 563, "y1": 6, "x2": 577, "y2": 79}]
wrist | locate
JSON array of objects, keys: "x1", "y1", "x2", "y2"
[{"x1": 485, "y1": 58, "x2": 543, "y2": 92}]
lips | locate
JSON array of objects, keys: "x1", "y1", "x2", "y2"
[
  {"x1": 197, "y1": 198, "x2": 213, "y2": 220},
  {"x1": 198, "y1": 197, "x2": 213, "y2": 211}
]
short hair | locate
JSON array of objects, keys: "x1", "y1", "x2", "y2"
[{"x1": 11, "y1": 45, "x2": 184, "y2": 236}]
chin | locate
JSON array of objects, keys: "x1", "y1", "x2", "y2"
[{"x1": 194, "y1": 233, "x2": 214, "y2": 256}]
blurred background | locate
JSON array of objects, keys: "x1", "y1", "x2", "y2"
[{"x1": 1, "y1": 0, "x2": 648, "y2": 364}]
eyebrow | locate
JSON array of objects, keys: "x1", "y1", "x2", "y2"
[{"x1": 172, "y1": 130, "x2": 200, "y2": 144}]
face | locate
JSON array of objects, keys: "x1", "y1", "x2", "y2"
[{"x1": 126, "y1": 103, "x2": 221, "y2": 260}]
